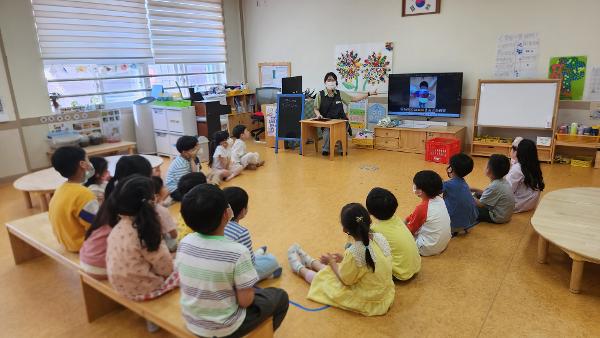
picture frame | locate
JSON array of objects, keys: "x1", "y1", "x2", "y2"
[{"x1": 402, "y1": 0, "x2": 441, "y2": 17}]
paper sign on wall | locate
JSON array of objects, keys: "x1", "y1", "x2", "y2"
[
  {"x1": 585, "y1": 66, "x2": 600, "y2": 101},
  {"x1": 494, "y1": 32, "x2": 539, "y2": 79},
  {"x1": 264, "y1": 104, "x2": 277, "y2": 137},
  {"x1": 348, "y1": 100, "x2": 367, "y2": 130}
]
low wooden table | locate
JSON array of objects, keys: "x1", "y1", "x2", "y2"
[
  {"x1": 531, "y1": 187, "x2": 600, "y2": 293},
  {"x1": 13, "y1": 154, "x2": 164, "y2": 211},
  {"x1": 47, "y1": 141, "x2": 136, "y2": 159},
  {"x1": 300, "y1": 119, "x2": 347, "y2": 160}
]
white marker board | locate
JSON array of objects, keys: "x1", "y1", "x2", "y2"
[{"x1": 476, "y1": 82, "x2": 558, "y2": 128}]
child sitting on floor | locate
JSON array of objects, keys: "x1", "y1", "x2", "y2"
[
  {"x1": 472, "y1": 154, "x2": 515, "y2": 223},
  {"x1": 223, "y1": 187, "x2": 282, "y2": 281},
  {"x1": 106, "y1": 175, "x2": 178, "y2": 302},
  {"x1": 209, "y1": 130, "x2": 243, "y2": 184},
  {"x1": 507, "y1": 138, "x2": 544, "y2": 213},
  {"x1": 178, "y1": 184, "x2": 289, "y2": 337},
  {"x1": 165, "y1": 135, "x2": 201, "y2": 200},
  {"x1": 174, "y1": 172, "x2": 207, "y2": 241},
  {"x1": 49, "y1": 146, "x2": 99, "y2": 252},
  {"x1": 231, "y1": 124, "x2": 265, "y2": 170},
  {"x1": 366, "y1": 187, "x2": 421, "y2": 281},
  {"x1": 443, "y1": 153, "x2": 479, "y2": 236},
  {"x1": 288, "y1": 203, "x2": 395, "y2": 316},
  {"x1": 406, "y1": 170, "x2": 452, "y2": 256},
  {"x1": 84, "y1": 157, "x2": 110, "y2": 203},
  {"x1": 80, "y1": 156, "x2": 178, "y2": 279}
]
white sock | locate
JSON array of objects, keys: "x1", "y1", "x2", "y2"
[
  {"x1": 287, "y1": 245, "x2": 303, "y2": 273},
  {"x1": 296, "y1": 245, "x2": 316, "y2": 267}
]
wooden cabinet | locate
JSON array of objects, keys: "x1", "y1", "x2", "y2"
[
  {"x1": 374, "y1": 126, "x2": 466, "y2": 155},
  {"x1": 399, "y1": 130, "x2": 426, "y2": 153}
]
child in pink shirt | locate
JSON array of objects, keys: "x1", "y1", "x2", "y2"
[{"x1": 105, "y1": 175, "x2": 178, "y2": 300}]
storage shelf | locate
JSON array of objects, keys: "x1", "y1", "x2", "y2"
[
  {"x1": 555, "y1": 140, "x2": 600, "y2": 149},
  {"x1": 472, "y1": 141, "x2": 511, "y2": 147}
]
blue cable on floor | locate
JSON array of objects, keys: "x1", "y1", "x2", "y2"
[{"x1": 289, "y1": 300, "x2": 330, "y2": 312}]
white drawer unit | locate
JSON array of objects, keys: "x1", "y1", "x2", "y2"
[
  {"x1": 152, "y1": 108, "x2": 168, "y2": 131},
  {"x1": 152, "y1": 105, "x2": 198, "y2": 157}
]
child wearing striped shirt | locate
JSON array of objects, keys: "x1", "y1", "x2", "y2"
[
  {"x1": 223, "y1": 187, "x2": 282, "y2": 281},
  {"x1": 165, "y1": 136, "x2": 201, "y2": 201},
  {"x1": 177, "y1": 184, "x2": 288, "y2": 337}
]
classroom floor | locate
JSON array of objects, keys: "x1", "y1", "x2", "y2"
[{"x1": 1, "y1": 142, "x2": 600, "y2": 337}]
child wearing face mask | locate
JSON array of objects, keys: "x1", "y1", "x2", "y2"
[
  {"x1": 49, "y1": 146, "x2": 100, "y2": 252},
  {"x1": 313, "y1": 72, "x2": 376, "y2": 156},
  {"x1": 442, "y1": 153, "x2": 479, "y2": 237},
  {"x1": 84, "y1": 157, "x2": 110, "y2": 203},
  {"x1": 406, "y1": 170, "x2": 451, "y2": 256},
  {"x1": 165, "y1": 135, "x2": 201, "y2": 201}
]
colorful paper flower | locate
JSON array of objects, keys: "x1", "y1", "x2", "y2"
[
  {"x1": 336, "y1": 50, "x2": 362, "y2": 82},
  {"x1": 361, "y1": 52, "x2": 391, "y2": 85}
]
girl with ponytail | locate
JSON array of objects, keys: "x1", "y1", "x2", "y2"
[
  {"x1": 105, "y1": 175, "x2": 178, "y2": 301},
  {"x1": 287, "y1": 203, "x2": 395, "y2": 316}
]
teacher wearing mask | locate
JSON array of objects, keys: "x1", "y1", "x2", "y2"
[{"x1": 314, "y1": 72, "x2": 376, "y2": 156}]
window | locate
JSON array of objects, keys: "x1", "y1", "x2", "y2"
[
  {"x1": 33, "y1": 0, "x2": 227, "y2": 108},
  {"x1": 45, "y1": 62, "x2": 226, "y2": 107}
]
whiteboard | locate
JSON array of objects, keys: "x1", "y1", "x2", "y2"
[{"x1": 477, "y1": 82, "x2": 558, "y2": 128}]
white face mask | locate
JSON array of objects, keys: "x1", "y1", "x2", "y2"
[
  {"x1": 83, "y1": 161, "x2": 95, "y2": 183},
  {"x1": 325, "y1": 81, "x2": 336, "y2": 90},
  {"x1": 412, "y1": 184, "x2": 417, "y2": 194}
]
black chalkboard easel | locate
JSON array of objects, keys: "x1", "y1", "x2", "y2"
[{"x1": 275, "y1": 94, "x2": 305, "y2": 154}]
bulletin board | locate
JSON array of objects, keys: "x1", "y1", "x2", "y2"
[{"x1": 258, "y1": 62, "x2": 291, "y2": 88}]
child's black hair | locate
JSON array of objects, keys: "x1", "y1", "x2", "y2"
[
  {"x1": 419, "y1": 81, "x2": 429, "y2": 88},
  {"x1": 516, "y1": 139, "x2": 545, "y2": 191},
  {"x1": 105, "y1": 155, "x2": 152, "y2": 199},
  {"x1": 223, "y1": 187, "x2": 248, "y2": 220},
  {"x1": 176, "y1": 135, "x2": 199, "y2": 153},
  {"x1": 151, "y1": 176, "x2": 164, "y2": 194},
  {"x1": 232, "y1": 124, "x2": 247, "y2": 139},
  {"x1": 487, "y1": 154, "x2": 511, "y2": 179},
  {"x1": 208, "y1": 130, "x2": 230, "y2": 166},
  {"x1": 181, "y1": 184, "x2": 228, "y2": 235},
  {"x1": 106, "y1": 175, "x2": 162, "y2": 251},
  {"x1": 176, "y1": 172, "x2": 207, "y2": 201},
  {"x1": 413, "y1": 170, "x2": 443, "y2": 198},
  {"x1": 340, "y1": 203, "x2": 375, "y2": 272},
  {"x1": 323, "y1": 72, "x2": 338, "y2": 85},
  {"x1": 448, "y1": 153, "x2": 474, "y2": 178},
  {"x1": 85, "y1": 156, "x2": 108, "y2": 187},
  {"x1": 365, "y1": 187, "x2": 398, "y2": 221},
  {"x1": 51, "y1": 146, "x2": 86, "y2": 179}
]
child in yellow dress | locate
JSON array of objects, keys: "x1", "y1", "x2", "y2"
[{"x1": 288, "y1": 203, "x2": 395, "y2": 316}]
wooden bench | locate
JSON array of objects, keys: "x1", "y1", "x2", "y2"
[{"x1": 6, "y1": 213, "x2": 274, "y2": 338}]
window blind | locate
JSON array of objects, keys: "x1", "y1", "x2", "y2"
[
  {"x1": 31, "y1": 0, "x2": 153, "y2": 62},
  {"x1": 146, "y1": 0, "x2": 226, "y2": 64}
]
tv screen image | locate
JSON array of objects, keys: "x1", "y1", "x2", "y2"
[{"x1": 388, "y1": 73, "x2": 463, "y2": 118}]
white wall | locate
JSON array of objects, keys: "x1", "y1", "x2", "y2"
[{"x1": 242, "y1": 0, "x2": 600, "y2": 97}]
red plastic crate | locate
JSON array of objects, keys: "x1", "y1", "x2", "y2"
[{"x1": 425, "y1": 137, "x2": 461, "y2": 164}]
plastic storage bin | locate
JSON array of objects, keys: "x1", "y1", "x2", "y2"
[{"x1": 425, "y1": 137, "x2": 461, "y2": 164}]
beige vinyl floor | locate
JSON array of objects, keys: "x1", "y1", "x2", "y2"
[{"x1": 1, "y1": 142, "x2": 599, "y2": 337}]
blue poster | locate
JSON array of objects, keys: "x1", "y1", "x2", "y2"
[{"x1": 367, "y1": 103, "x2": 386, "y2": 124}]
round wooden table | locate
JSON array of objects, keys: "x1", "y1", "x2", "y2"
[
  {"x1": 13, "y1": 154, "x2": 164, "y2": 211},
  {"x1": 531, "y1": 187, "x2": 600, "y2": 294},
  {"x1": 105, "y1": 154, "x2": 164, "y2": 177}
]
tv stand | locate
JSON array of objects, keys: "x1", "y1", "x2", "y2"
[
  {"x1": 395, "y1": 119, "x2": 449, "y2": 129},
  {"x1": 374, "y1": 125, "x2": 466, "y2": 154}
]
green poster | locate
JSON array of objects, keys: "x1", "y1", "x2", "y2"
[{"x1": 548, "y1": 56, "x2": 587, "y2": 100}]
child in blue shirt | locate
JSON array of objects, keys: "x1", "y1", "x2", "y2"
[
  {"x1": 443, "y1": 153, "x2": 478, "y2": 236},
  {"x1": 223, "y1": 186, "x2": 282, "y2": 281}
]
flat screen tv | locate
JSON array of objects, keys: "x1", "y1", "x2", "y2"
[
  {"x1": 388, "y1": 72, "x2": 463, "y2": 118},
  {"x1": 282, "y1": 76, "x2": 302, "y2": 94}
]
